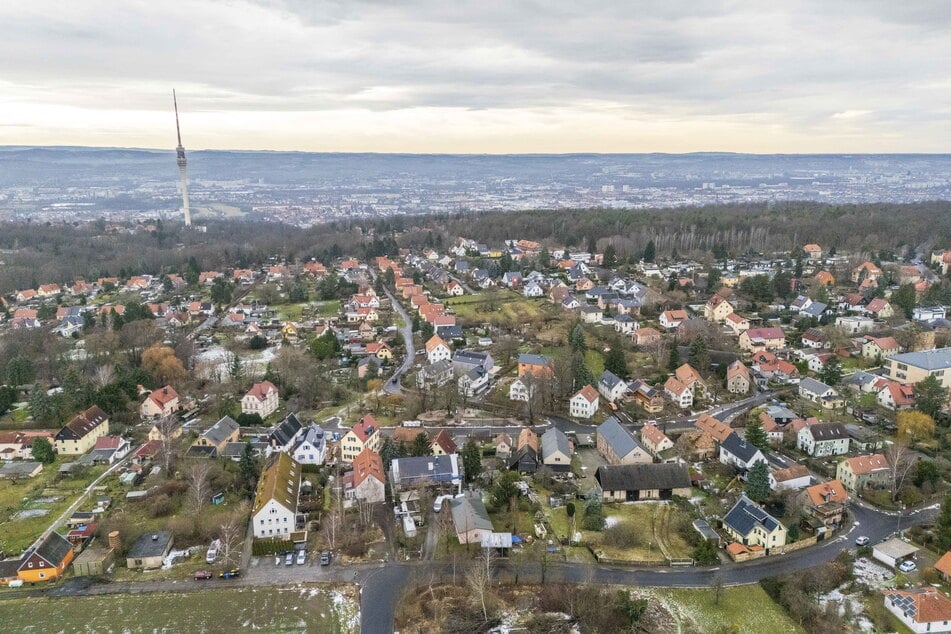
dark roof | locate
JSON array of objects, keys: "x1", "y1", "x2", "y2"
[
  {"x1": 25, "y1": 532, "x2": 73, "y2": 568},
  {"x1": 595, "y1": 463, "x2": 690, "y2": 492},
  {"x1": 56, "y1": 405, "x2": 109, "y2": 442},
  {"x1": 720, "y1": 432, "x2": 763, "y2": 463},
  {"x1": 541, "y1": 427, "x2": 571, "y2": 460},
  {"x1": 128, "y1": 531, "x2": 173, "y2": 559},
  {"x1": 599, "y1": 370, "x2": 625, "y2": 390},
  {"x1": 435, "y1": 325, "x2": 464, "y2": 340},
  {"x1": 186, "y1": 445, "x2": 218, "y2": 458},
  {"x1": 201, "y1": 416, "x2": 239, "y2": 446},
  {"x1": 0, "y1": 558, "x2": 21, "y2": 579},
  {"x1": 270, "y1": 413, "x2": 303, "y2": 447},
  {"x1": 724, "y1": 495, "x2": 782, "y2": 536},
  {"x1": 391, "y1": 454, "x2": 460, "y2": 485},
  {"x1": 805, "y1": 422, "x2": 849, "y2": 441}
]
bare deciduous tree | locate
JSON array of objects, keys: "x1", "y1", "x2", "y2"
[
  {"x1": 92, "y1": 364, "x2": 115, "y2": 388},
  {"x1": 887, "y1": 441, "x2": 917, "y2": 502},
  {"x1": 466, "y1": 546, "x2": 496, "y2": 622},
  {"x1": 153, "y1": 414, "x2": 181, "y2": 475},
  {"x1": 187, "y1": 462, "x2": 212, "y2": 516},
  {"x1": 217, "y1": 502, "x2": 249, "y2": 568}
]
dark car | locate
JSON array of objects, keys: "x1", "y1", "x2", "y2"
[
  {"x1": 219, "y1": 568, "x2": 241, "y2": 579},
  {"x1": 320, "y1": 551, "x2": 331, "y2": 566},
  {"x1": 194, "y1": 570, "x2": 213, "y2": 580}
]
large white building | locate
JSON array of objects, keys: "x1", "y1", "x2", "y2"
[
  {"x1": 241, "y1": 381, "x2": 279, "y2": 419},
  {"x1": 569, "y1": 385, "x2": 599, "y2": 419},
  {"x1": 251, "y1": 453, "x2": 300, "y2": 539}
]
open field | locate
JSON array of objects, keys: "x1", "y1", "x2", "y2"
[
  {"x1": 654, "y1": 585, "x2": 804, "y2": 634},
  {"x1": 0, "y1": 584, "x2": 360, "y2": 633},
  {"x1": 0, "y1": 460, "x2": 107, "y2": 553},
  {"x1": 445, "y1": 290, "x2": 550, "y2": 328}
]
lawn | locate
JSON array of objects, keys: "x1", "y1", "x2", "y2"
[
  {"x1": 0, "y1": 584, "x2": 360, "y2": 633},
  {"x1": 0, "y1": 460, "x2": 108, "y2": 553},
  {"x1": 653, "y1": 585, "x2": 804, "y2": 634},
  {"x1": 315, "y1": 300, "x2": 342, "y2": 317},
  {"x1": 445, "y1": 290, "x2": 548, "y2": 329}
]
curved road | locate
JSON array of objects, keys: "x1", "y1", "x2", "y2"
[{"x1": 381, "y1": 282, "x2": 414, "y2": 395}]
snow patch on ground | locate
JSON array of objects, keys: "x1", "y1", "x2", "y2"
[{"x1": 604, "y1": 516, "x2": 620, "y2": 528}]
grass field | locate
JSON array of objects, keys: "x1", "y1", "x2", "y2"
[
  {"x1": 653, "y1": 585, "x2": 804, "y2": 634},
  {"x1": 445, "y1": 290, "x2": 549, "y2": 328},
  {"x1": 0, "y1": 460, "x2": 107, "y2": 553},
  {"x1": 0, "y1": 584, "x2": 360, "y2": 633}
]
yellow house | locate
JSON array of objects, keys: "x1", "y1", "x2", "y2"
[
  {"x1": 703, "y1": 294, "x2": 734, "y2": 323},
  {"x1": 723, "y1": 495, "x2": 787, "y2": 551},
  {"x1": 54, "y1": 406, "x2": 110, "y2": 455},
  {"x1": 340, "y1": 415, "x2": 383, "y2": 463},
  {"x1": 883, "y1": 348, "x2": 951, "y2": 393}
]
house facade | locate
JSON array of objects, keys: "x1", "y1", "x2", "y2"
[
  {"x1": 241, "y1": 381, "x2": 279, "y2": 419},
  {"x1": 251, "y1": 453, "x2": 301, "y2": 539},
  {"x1": 54, "y1": 406, "x2": 110, "y2": 455},
  {"x1": 569, "y1": 385, "x2": 599, "y2": 419}
]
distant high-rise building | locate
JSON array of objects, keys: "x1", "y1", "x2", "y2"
[{"x1": 173, "y1": 90, "x2": 191, "y2": 227}]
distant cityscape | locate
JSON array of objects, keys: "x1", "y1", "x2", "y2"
[{"x1": 0, "y1": 148, "x2": 950, "y2": 226}]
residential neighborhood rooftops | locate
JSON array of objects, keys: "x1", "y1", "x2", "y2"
[
  {"x1": 805, "y1": 480, "x2": 848, "y2": 507},
  {"x1": 843, "y1": 453, "x2": 889, "y2": 474},
  {"x1": 252, "y1": 452, "x2": 301, "y2": 515},
  {"x1": 57, "y1": 406, "x2": 109, "y2": 442},
  {"x1": 594, "y1": 463, "x2": 690, "y2": 492},
  {"x1": 597, "y1": 416, "x2": 641, "y2": 458},
  {"x1": 886, "y1": 587, "x2": 951, "y2": 627},
  {"x1": 451, "y1": 493, "x2": 492, "y2": 532},
  {"x1": 886, "y1": 347, "x2": 951, "y2": 370},
  {"x1": 724, "y1": 495, "x2": 782, "y2": 535}
]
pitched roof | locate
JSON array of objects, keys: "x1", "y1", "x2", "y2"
[
  {"x1": 517, "y1": 428, "x2": 539, "y2": 452},
  {"x1": 518, "y1": 353, "x2": 551, "y2": 367},
  {"x1": 201, "y1": 416, "x2": 240, "y2": 446},
  {"x1": 56, "y1": 406, "x2": 109, "y2": 442},
  {"x1": 694, "y1": 413, "x2": 733, "y2": 442},
  {"x1": 425, "y1": 335, "x2": 449, "y2": 353},
  {"x1": 349, "y1": 415, "x2": 379, "y2": 443},
  {"x1": 674, "y1": 363, "x2": 703, "y2": 386},
  {"x1": 352, "y1": 448, "x2": 386, "y2": 487},
  {"x1": 147, "y1": 385, "x2": 179, "y2": 407},
  {"x1": 640, "y1": 424, "x2": 670, "y2": 448},
  {"x1": 843, "y1": 453, "x2": 889, "y2": 475},
  {"x1": 431, "y1": 429, "x2": 458, "y2": 455},
  {"x1": 127, "y1": 531, "x2": 173, "y2": 559},
  {"x1": 885, "y1": 587, "x2": 951, "y2": 624},
  {"x1": 245, "y1": 381, "x2": 277, "y2": 402},
  {"x1": 597, "y1": 416, "x2": 642, "y2": 458},
  {"x1": 887, "y1": 348, "x2": 951, "y2": 371},
  {"x1": 595, "y1": 463, "x2": 690, "y2": 492},
  {"x1": 720, "y1": 432, "x2": 763, "y2": 463},
  {"x1": 803, "y1": 422, "x2": 848, "y2": 441},
  {"x1": 451, "y1": 493, "x2": 493, "y2": 533},
  {"x1": 805, "y1": 479, "x2": 848, "y2": 507},
  {"x1": 269, "y1": 413, "x2": 303, "y2": 447},
  {"x1": 727, "y1": 360, "x2": 751, "y2": 380},
  {"x1": 744, "y1": 327, "x2": 785, "y2": 341},
  {"x1": 935, "y1": 551, "x2": 951, "y2": 578},
  {"x1": 574, "y1": 385, "x2": 599, "y2": 404},
  {"x1": 600, "y1": 370, "x2": 626, "y2": 390},
  {"x1": 541, "y1": 427, "x2": 571, "y2": 459},
  {"x1": 391, "y1": 454, "x2": 460, "y2": 484},
  {"x1": 771, "y1": 464, "x2": 810, "y2": 483},
  {"x1": 22, "y1": 531, "x2": 73, "y2": 569},
  {"x1": 724, "y1": 495, "x2": 783, "y2": 536},
  {"x1": 252, "y1": 452, "x2": 300, "y2": 514}
]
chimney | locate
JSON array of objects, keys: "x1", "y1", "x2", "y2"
[{"x1": 108, "y1": 530, "x2": 120, "y2": 551}]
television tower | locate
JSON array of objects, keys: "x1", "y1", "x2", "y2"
[{"x1": 173, "y1": 90, "x2": 191, "y2": 227}]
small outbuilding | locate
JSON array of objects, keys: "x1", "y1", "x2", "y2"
[
  {"x1": 127, "y1": 531, "x2": 173, "y2": 570},
  {"x1": 873, "y1": 538, "x2": 919, "y2": 569}
]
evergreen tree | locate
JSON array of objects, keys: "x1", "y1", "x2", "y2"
[
  {"x1": 379, "y1": 435, "x2": 400, "y2": 471},
  {"x1": 604, "y1": 343, "x2": 628, "y2": 379},
  {"x1": 6, "y1": 356, "x2": 35, "y2": 387},
  {"x1": 31, "y1": 437, "x2": 55, "y2": 464},
  {"x1": 0, "y1": 385, "x2": 16, "y2": 415},
  {"x1": 914, "y1": 375, "x2": 948, "y2": 419},
  {"x1": 29, "y1": 388, "x2": 56, "y2": 425},
  {"x1": 572, "y1": 352, "x2": 595, "y2": 391},
  {"x1": 937, "y1": 491, "x2": 951, "y2": 551},
  {"x1": 688, "y1": 336, "x2": 710, "y2": 374},
  {"x1": 239, "y1": 442, "x2": 258, "y2": 494},
  {"x1": 537, "y1": 248, "x2": 550, "y2": 269},
  {"x1": 667, "y1": 340, "x2": 681, "y2": 372},
  {"x1": 744, "y1": 418, "x2": 769, "y2": 451},
  {"x1": 461, "y1": 438, "x2": 482, "y2": 484},
  {"x1": 818, "y1": 356, "x2": 844, "y2": 386},
  {"x1": 569, "y1": 322, "x2": 587, "y2": 353},
  {"x1": 643, "y1": 240, "x2": 656, "y2": 263},
  {"x1": 745, "y1": 461, "x2": 771, "y2": 503},
  {"x1": 892, "y1": 283, "x2": 917, "y2": 319},
  {"x1": 410, "y1": 432, "x2": 432, "y2": 457},
  {"x1": 706, "y1": 267, "x2": 722, "y2": 290},
  {"x1": 602, "y1": 244, "x2": 618, "y2": 268},
  {"x1": 492, "y1": 471, "x2": 520, "y2": 509}
]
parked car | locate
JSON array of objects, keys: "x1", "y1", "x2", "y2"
[
  {"x1": 899, "y1": 560, "x2": 917, "y2": 573},
  {"x1": 854, "y1": 536, "x2": 870, "y2": 546},
  {"x1": 275, "y1": 555, "x2": 281, "y2": 566},
  {"x1": 194, "y1": 570, "x2": 213, "y2": 580},
  {"x1": 320, "y1": 551, "x2": 331, "y2": 566},
  {"x1": 206, "y1": 539, "x2": 220, "y2": 564},
  {"x1": 219, "y1": 569, "x2": 241, "y2": 579},
  {"x1": 296, "y1": 550, "x2": 307, "y2": 565},
  {"x1": 285, "y1": 552, "x2": 294, "y2": 566}
]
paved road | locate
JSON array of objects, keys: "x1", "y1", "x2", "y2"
[{"x1": 381, "y1": 282, "x2": 414, "y2": 395}]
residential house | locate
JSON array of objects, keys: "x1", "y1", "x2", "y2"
[
  {"x1": 15, "y1": 532, "x2": 74, "y2": 583},
  {"x1": 139, "y1": 385, "x2": 180, "y2": 419},
  {"x1": 596, "y1": 417, "x2": 651, "y2": 465},
  {"x1": 88, "y1": 436, "x2": 131, "y2": 464},
  {"x1": 268, "y1": 413, "x2": 304, "y2": 454},
  {"x1": 724, "y1": 312, "x2": 751, "y2": 336},
  {"x1": 599, "y1": 370, "x2": 629, "y2": 403},
  {"x1": 704, "y1": 294, "x2": 734, "y2": 323},
  {"x1": 769, "y1": 464, "x2": 812, "y2": 491},
  {"x1": 290, "y1": 424, "x2": 326, "y2": 466},
  {"x1": 390, "y1": 454, "x2": 461, "y2": 494},
  {"x1": 803, "y1": 244, "x2": 823, "y2": 259},
  {"x1": 884, "y1": 348, "x2": 951, "y2": 392},
  {"x1": 417, "y1": 360, "x2": 453, "y2": 389},
  {"x1": 451, "y1": 349, "x2": 493, "y2": 376},
  {"x1": 722, "y1": 495, "x2": 787, "y2": 551},
  {"x1": 878, "y1": 381, "x2": 915, "y2": 410},
  {"x1": 126, "y1": 531, "x2": 173, "y2": 570},
  {"x1": 674, "y1": 364, "x2": 707, "y2": 399},
  {"x1": 494, "y1": 433, "x2": 513, "y2": 460},
  {"x1": 569, "y1": 385, "x2": 599, "y2": 419},
  {"x1": 251, "y1": 452, "x2": 301, "y2": 539},
  {"x1": 517, "y1": 353, "x2": 552, "y2": 378},
  {"x1": 851, "y1": 262, "x2": 883, "y2": 284},
  {"x1": 726, "y1": 360, "x2": 752, "y2": 394},
  {"x1": 340, "y1": 415, "x2": 382, "y2": 463},
  {"x1": 664, "y1": 376, "x2": 694, "y2": 409},
  {"x1": 718, "y1": 432, "x2": 766, "y2": 472},
  {"x1": 837, "y1": 453, "x2": 890, "y2": 492},
  {"x1": 509, "y1": 428, "x2": 540, "y2": 474},
  {"x1": 425, "y1": 335, "x2": 452, "y2": 364},
  {"x1": 864, "y1": 298, "x2": 894, "y2": 319},
  {"x1": 798, "y1": 377, "x2": 842, "y2": 408},
  {"x1": 451, "y1": 493, "x2": 494, "y2": 545},
  {"x1": 633, "y1": 327, "x2": 662, "y2": 347},
  {"x1": 739, "y1": 327, "x2": 786, "y2": 352},
  {"x1": 191, "y1": 416, "x2": 241, "y2": 457},
  {"x1": 640, "y1": 423, "x2": 673, "y2": 457},
  {"x1": 595, "y1": 463, "x2": 691, "y2": 502},
  {"x1": 628, "y1": 380, "x2": 665, "y2": 413},
  {"x1": 695, "y1": 413, "x2": 734, "y2": 443},
  {"x1": 431, "y1": 429, "x2": 457, "y2": 456},
  {"x1": 884, "y1": 587, "x2": 951, "y2": 634},
  {"x1": 797, "y1": 423, "x2": 850, "y2": 457},
  {"x1": 54, "y1": 406, "x2": 110, "y2": 455},
  {"x1": 659, "y1": 309, "x2": 688, "y2": 330},
  {"x1": 804, "y1": 479, "x2": 848, "y2": 532},
  {"x1": 241, "y1": 381, "x2": 279, "y2": 419},
  {"x1": 508, "y1": 377, "x2": 533, "y2": 402},
  {"x1": 349, "y1": 449, "x2": 386, "y2": 504},
  {"x1": 862, "y1": 336, "x2": 900, "y2": 360},
  {"x1": 458, "y1": 366, "x2": 489, "y2": 397},
  {"x1": 836, "y1": 315, "x2": 875, "y2": 334},
  {"x1": 540, "y1": 427, "x2": 572, "y2": 472}
]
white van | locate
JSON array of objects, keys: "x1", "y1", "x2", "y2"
[{"x1": 206, "y1": 539, "x2": 220, "y2": 564}]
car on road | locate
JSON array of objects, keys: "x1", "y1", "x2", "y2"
[
  {"x1": 899, "y1": 560, "x2": 917, "y2": 573},
  {"x1": 219, "y1": 569, "x2": 240, "y2": 579},
  {"x1": 275, "y1": 555, "x2": 281, "y2": 565},
  {"x1": 854, "y1": 536, "x2": 870, "y2": 546},
  {"x1": 320, "y1": 551, "x2": 331, "y2": 566},
  {"x1": 296, "y1": 550, "x2": 306, "y2": 565},
  {"x1": 194, "y1": 570, "x2": 213, "y2": 580},
  {"x1": 285, "y1": 552, "x2": 294, "y2": 566}
]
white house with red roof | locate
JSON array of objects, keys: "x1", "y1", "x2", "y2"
[
  {"x1": 241, "y1": 381, "x2": 280, "y2": 419},
  {"x1": 569, "y1": 385, "x2": 599, "y2": 419},
  {"x1": 139, "y1": 386, "x2": 180, "y2": 419}
]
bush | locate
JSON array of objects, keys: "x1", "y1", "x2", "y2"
[
  {"x1": 251, "y1": 539, "x2": 294, "y2": 556},
  {"x1": 581, "y1": 500, "x2": 605, "y2": 531},
  {"x1": 692, "y1": 539, "x2": 719, "y2": 565},
  {"x1": 148, "y1": 494, "x2": 174, "y2": 518},
  {"x1": 602, "y1": 522, "x2": 643, "y2": 549}
]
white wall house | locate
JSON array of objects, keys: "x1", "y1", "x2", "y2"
[
  {"x1": 569, "y1": 386, "x2": 599, "y2": 419},
  {"x1": 241, "y1": 381, "x2": 279, "y2": 419}
]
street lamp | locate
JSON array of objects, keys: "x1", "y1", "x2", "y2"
[{"x1": 896, "y1": 502, "x2": 906, "y2": 536}]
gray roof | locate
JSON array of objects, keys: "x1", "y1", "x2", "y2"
[
  {"x1": 435, "y1": 325, "x2": 464, "y2": 340},
  {"x1": 599, "y1": 370, "x2": 625, "y2": 390},
  {"x1": 391, "y1": 454, "x2": 460, "y2": 485},
  {"x1": 886, "y1": 348, "x2": 951, "y2": 370},
  {"x1": 28, "y1": 532, "x2": 73, "y2": 568},
  {"x1": 720, "y1": 432, "x2": 763, "y2": 464},
  {"x1": 805, "y1": 422, "x2": 849, "y2": 441},
  {"x1": 421, "y1": 359, "x2": 452, "y2": 377},
  {"x1": 801, "y1": 302, "x2": 828, "y2": 317},
  {"x1": 541, "y1": 427, "x2": 571, "y2": 460},
  {"x1": 517, "y1": 353, "x2": 550, "y2": 367},
  {"x1": 451, "y1": 493, "x2": 493, "y2": 533},
  {"x1": 595, "y1": 463, "x2": 690, "y2": 492},
  {"x1": 202, "y1": 416, "x2": 240, "y2": 446},
  {"x1": 128, "y1": 531, "x2": 173, "y2": 559},
  {"x1": 597, "y1": 416, "x2": 641, "y2": 458},
  {"x1": 723, "y1": 495, "x2": 782, "y2": 537},
  {"x1": 799, "y1": 377, "x2": 833, "y2": 395},
  {"x1": 0, "y1": 461, "x2": 42, "y2": 477},
  {"x1": 270, "y1": 413, "x2": 303, "y2": 447},
  {"x1": 453, "y1": 349, "x2": 490, "y2": 364}
]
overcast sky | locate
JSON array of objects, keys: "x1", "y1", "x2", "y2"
[{"x1": 2, "y1": 1, "x2": 950, "y2": 153}]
